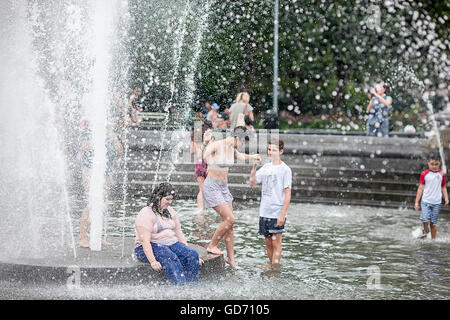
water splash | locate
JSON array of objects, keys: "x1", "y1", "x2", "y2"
[
  {"x1": 423, "y1": 92, "x2": 447, "y2": 174},
  {"x1": 0, "y1": 0, "x2": 75, "y2": 259},
  {"x1": 166, "y1": 0, "x2": 212, "y2": 182},
  {"x1": 83, "y1": 0, "x2": 122, "y2": 251},
  {"x1": 152, "y1": 2, "x2": 190, "y2": 190}
]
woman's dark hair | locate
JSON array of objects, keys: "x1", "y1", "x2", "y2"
[{"x1": 147, "y1": 182, "x2": 176, "y2": 218}]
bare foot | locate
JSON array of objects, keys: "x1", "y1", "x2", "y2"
[
  {"x1": 102, "y1": 239, "x2": 113, "y2": 246},
  {"x1": 262, "y1": 263, "x2": 272, "y2": 270},
  {"x1": 206, "y1": 245, "x2": 224, "y2": 255},
  {"x1": 225, "y1": 257, "x2": 238, "y2": 269},
  {"x1": 78, "y1": 239, "x2": 90, "y2": 248},
  {"x1": 194, "y1": 214, "x2": 206, "y2": 224},
  {"x1": 271, "y1": 263, "x2": 282, "y2": 271}
]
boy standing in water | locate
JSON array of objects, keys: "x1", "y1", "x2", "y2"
[
  {"x1": 414, "y1": 153, "x2": 449, "y2": 239},
  {"x1": 249, "y1": 139, "x2": 292, "y2": 269}
]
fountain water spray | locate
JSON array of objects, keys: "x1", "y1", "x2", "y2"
[
  {"x1": 0, "y1": 0, "x2": 76, "y2": 259},
  {"x1": 423, "y1": 92, "x2": 447, "y2": 174},
  {"x1": 152, "y1": 2, "x2": 190, "y2": 190},
  {"x1": 83, "y1": 0, "x2": 121, "y2": 251},
  {"x1": 166, "y1": 0, "x2": 212, "y2": 181}
]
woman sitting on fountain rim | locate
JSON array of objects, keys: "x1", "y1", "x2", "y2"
[{"x1": 134, "y1": 182, "x2": 203, "y2": 285}]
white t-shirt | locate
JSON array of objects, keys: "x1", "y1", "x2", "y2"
[
  {"x1": 255, "y1": 162, "x2": 292, "y2": 219},
  {"x1": 419, "y1": 169, "x2": 445, "y2": 204}
]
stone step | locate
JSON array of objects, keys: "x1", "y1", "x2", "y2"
[
  {"x1": 125, "y1": 180, "x2": 415, "y2": 202},
  {"x1": 106, "y1": 180, "x2": 450, "y2": 214},
  {"x1": 124, "y1": 170, "x2": 421, "y2": 192},
  {"x1": 125, "y1": 155, "x2": 427, "y2": 172},
  {"x1": 126, "y1": 129, "x2": 429, "y2": 157},
  {"x1": 121, "y1": 163, "x2": 424, "y2": 183}
]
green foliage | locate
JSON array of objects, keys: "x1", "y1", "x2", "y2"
[{"x1": 128, "y1": 0, "x2": 449, "y2": 131}]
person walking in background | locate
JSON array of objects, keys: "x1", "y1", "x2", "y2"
[
  {"x1": 366, "y1": 82, "x2": 392, "y2": 137},
  {"x1": 208, "y1": 102, "x2": 227, "y2": 129},
  {"x1": 77, "y1": 122, "x2": 123, "y2": 248},
  {"x1": 115, "y1": 89, "x2": 132, "y2": 146},
  {"x1": 249, "y1": 138, "x2": 292, "y2": 270},
  {"x1": 202, "y1": 126, "x2": 261, "y2": 268},
  {"x1": 201, "y1": 101, "x2": 213, "y2": 121},
  {"x1": 134, "y1": 182, "x2": 203, "y2": 285},
  {"x1": 414, "y1": 153, "x2": 448, "y2": 239},
  {"x1": 128, "y1": 87, "x2": 143, "y2": 125},
  {"x1": 190, "y1": 121, "x2": 213, "y2": 214},
  {"x1": 229, "y1": 92, "x2": 255, "y2": 129}
]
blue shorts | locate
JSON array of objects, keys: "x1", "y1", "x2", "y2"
[
  {"x1": 259, "y1": 217, "x2": 286, "y2": 237},
  {"x1": 420, "y1": 201, "x2": 441, "y2": 225}
]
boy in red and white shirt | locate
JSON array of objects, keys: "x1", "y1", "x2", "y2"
[{"x1": 414, "y1": 154, "x2": 449, "y2": 239}]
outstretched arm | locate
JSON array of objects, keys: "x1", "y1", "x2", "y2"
[{"x1": 235, "y1": 150, "x2": 260, "y2": 162}]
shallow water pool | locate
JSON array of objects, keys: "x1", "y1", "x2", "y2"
[{"x1": 1, "y1": 199, "x2": 449, "y2": 300}]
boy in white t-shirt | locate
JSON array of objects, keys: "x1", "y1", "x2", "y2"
[
  {"x1": 414, "y1": 153, "x2": 448, "y2": 239},
  {"x1": 249, "y1": 139, "x2": 292, "y2": 269}
]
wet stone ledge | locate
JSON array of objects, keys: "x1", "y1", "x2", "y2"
[{"x1": 0, "y1": 237, "x2": 225, "y2": 286}]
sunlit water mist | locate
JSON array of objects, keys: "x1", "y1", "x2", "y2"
[
  {"x1": 83, "y1": 0, "x2": 122, "y2": 251},
  {"x1": 0, "y1": 0, "x2": 130, "y2": 258},
  {"x1": 423, "y1": 92, "x2": 447, "y2": 173},
  {"x1": 0, "y1": 0, "x2": 75, "y2": 260},
  {"x1": 2, "y1": 199, "x2": 448, "y2": 300},
  {"x1": 165, "y1": 0, "x2": 212, "y2": 182},
  {"x1": 150, "y1": 1, "x2": 212, "y2": 185}
]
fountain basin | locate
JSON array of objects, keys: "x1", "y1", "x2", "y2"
[{"x1": 0, "y1": 237, "x2": 224, "y2": 286}]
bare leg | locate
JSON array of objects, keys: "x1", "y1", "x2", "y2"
[
  {"x1": 101, "y1": 175, "x2": 113, "y2": 246},
  {"x1": 430, "y1": 223, "x2": 437, "y2": 240},
  {"x1": 79, "y1": 167, "x2": 91, "y2": 247},
  {"x1": 131, "y1": 109, "x2": 140, "y2": 125},
  {"x1": 222, "y1": 208, "x2": 237, "y2": 267},
  {"x1": 207, "y1": 204, "x2": 235, "y2": 256},
  {"x1": 196, "y1": 176, "x2": 205, "y2": 212},
  {"x1": 423, "y1": 222, "x2": 430, "y2": 235},
  {"x1": 260, "y1": 236, "x2": 274, "y2": 269},
  {"x1": 78, "y1": 206, "x2": 90, "y2": 248},
  {"x1": 271, "y1": 233, "x2": 283, "y2": 268},
  {"x1": 265, "y1": 236, "x2": 273, "y2": 264}
]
